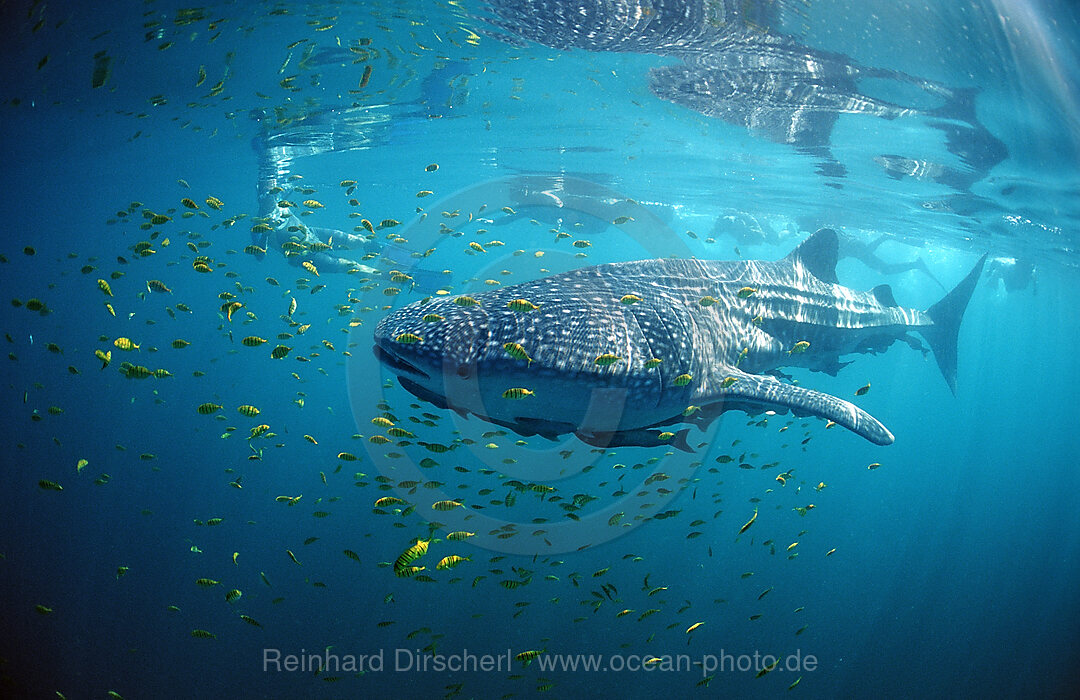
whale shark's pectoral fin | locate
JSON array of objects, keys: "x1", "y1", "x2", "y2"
[{"x1": 711, "y1": 369, "x2": 894, "y2": 445}]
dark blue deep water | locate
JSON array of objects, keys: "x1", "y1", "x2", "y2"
[{"x1": 2, "y1": 1, "x2": 1078, "y2": 698}]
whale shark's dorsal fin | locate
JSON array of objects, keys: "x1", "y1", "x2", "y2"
[
  {"x1": 871, "y1": 283, "x2": 897, "y2": 307},
  {"x1": 786, "y1": 228, "x2": 839, "y2": 284}
]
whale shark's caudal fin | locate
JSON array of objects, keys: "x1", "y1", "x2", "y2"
[
  {"x1": 921, "y1": 254, "x2": 987, "y2": 394},
  {"x1": 717, "y1": 369, "x2": 894, "y2": 445},
  {"x1": 785, "y1": 228, "x2": 839, "y2": 283}
]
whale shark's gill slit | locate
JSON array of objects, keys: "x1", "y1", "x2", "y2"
[
  {"x1": 636, "y1": 287, "x2": 693, "y2": 410},
  {"x1": 621, "y1": 300, "x2": 661, "y2": 408}
]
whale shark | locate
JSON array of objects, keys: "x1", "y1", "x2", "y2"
[
  {"x1": 373, "y1": 229, "x2": 985, "y2": 449},
  {"x1": 480, "y1": 0, "x2": 1006, "y2": 186}
]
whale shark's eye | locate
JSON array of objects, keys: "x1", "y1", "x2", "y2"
[{"x1": 455, "y1": 364, "x2": 471, "y2": 379}]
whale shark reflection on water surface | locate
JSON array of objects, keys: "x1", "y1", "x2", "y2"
[{"x1": 479, "y1": 0, "x2": 1007, "y2": 186}]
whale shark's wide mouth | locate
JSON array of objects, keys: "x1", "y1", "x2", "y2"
[{"x1": 372, "y1": 342, "x2": 430, "y2": 380}]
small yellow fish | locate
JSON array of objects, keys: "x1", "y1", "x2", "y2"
[
  {"x1": 503, "y1": 342, "x2": 533, "y2": 364},
  {"x1": 507, "y1": 298, "x2": 540, "y2": 312},
  {"x1": 97, "y1": 279, "x2": 113, "y2": 296},
  {"x1": 788, "y1": 341, "x2": 810, "y2": 354},
  {"x1": 502, "y1": 387, "x2": 534, "y2": 399},
  {"x1": 515, "y1": 649, "x2": 544, "y2": 665},
  {"x1": 737, "y1": 286, "x2": 757, "y2": 298},
  {"x1": 720, "y1": 376, "x2": 738, "y2": 388},
  {"x1": 672, "y1": 373, "x2": 693, "y2": 387},
  {"x1": 394, "y1": 539, "x2": 430, "y2": 574},
  {"x1": 594, "y1": 353, "x2": 621, "y2": 366},
  {"x1": 855, "y1": 382, "x2": 871, "y2": 396},
  {"x1": 113, "y1": 337, "x2": 139, "y2": 351},
  {"x1": 436, "y1": 555, "x2": 470, "y2": 570},
  {"x1": 738, "y1": 507, "x2": 758, "y2": 536},
  {"x1": 619, "y1": 294, "x2": 642, "y2": 305}
]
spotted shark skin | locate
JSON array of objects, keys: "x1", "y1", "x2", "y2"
[{"x1": 374, "y1": 229, "x2": 985, "y2": 449}]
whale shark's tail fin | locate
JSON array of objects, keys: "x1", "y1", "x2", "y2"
[{"x1": 921, "y1": 254, "x2": 987, "y2": 394}]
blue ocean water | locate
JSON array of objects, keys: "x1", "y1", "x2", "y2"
[{"x1": 1, "y1": 1, "x2": 1078, "y2": 698}]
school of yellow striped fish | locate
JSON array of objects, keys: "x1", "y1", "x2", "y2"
[{"x1": 3, "y1": 4, "x2": 888, "y2": 696}]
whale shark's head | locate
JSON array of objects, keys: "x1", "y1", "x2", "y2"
[
  {"x1": 372, "y1": 284, "x2": 661, "y2": 438},
  {"x1": 373, "y1": 296, "x2": 491, "y2": 409}
]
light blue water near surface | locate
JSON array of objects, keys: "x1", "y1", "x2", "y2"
[{"x1": 1, "y1": 1, "x2": 1079, "y2": 698}]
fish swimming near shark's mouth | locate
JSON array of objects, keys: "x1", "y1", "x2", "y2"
[{"x1": 373, "y1": 229, "x2": 985, "y2": 450}]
